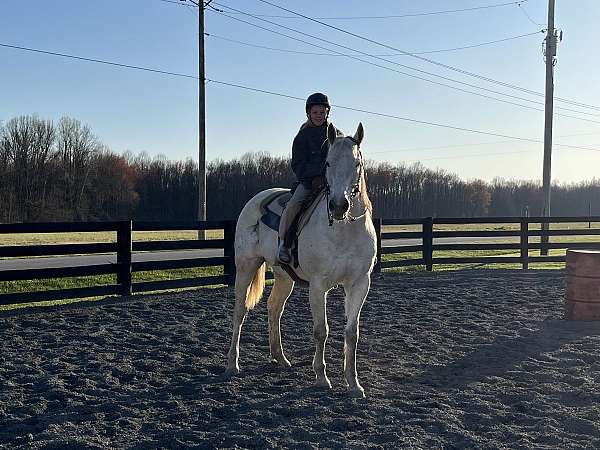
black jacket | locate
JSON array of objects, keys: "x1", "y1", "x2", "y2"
[{"x1": 291, "y1": 122, "x2": 333, "y2": 185}]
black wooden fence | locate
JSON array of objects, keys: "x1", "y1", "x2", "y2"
[
  {"x1": 375, "y1": 216, "x2": 600, "y2": 272},
  {"x1": 0, "y1": 220, "x2": 235, "y2": 306},
  {"x1": 1, "y1": 216, "x2": 599, "y2": 306}
]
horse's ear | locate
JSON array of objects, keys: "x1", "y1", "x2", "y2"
[
  {"x1": 327, "y1": 122, "x2": 337, "y2": 146},
  {"x1": 353, "y1": 122, "x2": 364, "y2": 146}
]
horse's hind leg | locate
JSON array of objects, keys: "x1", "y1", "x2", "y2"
[
  {"x1": 225, "y1": 257, "x2": 263, "y2": 377},
  {"x1": 309, "y1": 282, "x2": 331, "y2": 389},
  {"x1": 267, "y1": 271, "x2": 294, "y2": 367},
  {"x1": 343, "y1": 275, "x2": 370, "y2": 398}
]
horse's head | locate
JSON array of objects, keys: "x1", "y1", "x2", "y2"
[{"x1": 325, "y1": 122, "x2": 368, "y2": 221}]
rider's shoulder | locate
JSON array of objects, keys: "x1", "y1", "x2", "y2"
[{"x1": 297, "y1": 120, "x2": 311, "y2": 133}]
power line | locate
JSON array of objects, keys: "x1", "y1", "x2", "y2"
[
  {"x1": 371, "y1": 140, "x2": 522, "y2": 155},
  {"x1": 247, "y1": 0, "x2": 600, "y2": 112},
  {"x1": 206, "y1": 0, "x2": 600, "y2": 113},
  {"x1": 2, "y1": 40, "x2": 598, "y2": 153},
  {"x1": 204, "y1": 1, "x2": 526, "y2": 20},
  {"x1": 371, "y1": 130, "x2": 600, "y2": 155},
  {"x1": 158, "y1": 0, "x2": 194, "y2": 6},
  {"x1": 160, "y1": 0, "x2": 198, "y2": 18},
  {"x1": 517, "y1": 2, "x2": 545, "y2": 26},
  {"x1": 409, "y1": 149, "x2": 535, "y2": 162},
  {"x1": 182, "y1": 0, "x2": 215, "y2": 7},
  {"x1": 558, "y1": 131, "x2": 600, "y2": 138},
  {"x1": 0, "y1": 42, "x2": 198, "y2": 80},
  {"x1": 208, "y1": 8, "x2": 600, "y2": 121},
  {"x1": 205, "y1": 30, "x2": 543, "y2": 56},
  {"x1": 205, "y1": 78, "x2": 600, "y2": 152}
]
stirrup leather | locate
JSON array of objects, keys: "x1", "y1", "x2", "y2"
[{"x1": 278, "y1": 244, "x2": 292, "y2": 264}]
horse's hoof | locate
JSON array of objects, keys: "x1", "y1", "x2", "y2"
[
  {"x1": 315, "y1": 377, "x2": 332, "y2": 389},
  {"x1": 348, "y1": 386, "x2": 366, "y2": 398},
  {"x1": 271, "y1": 356, "x2": 291, "y2": 368},
  {"x1": 223, "y1": 366, "x2": 240, "y2": 379}
]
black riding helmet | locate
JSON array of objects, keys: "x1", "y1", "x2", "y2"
[{"x1": 305, "y1": 92, "x2": 331, "y2": 114}]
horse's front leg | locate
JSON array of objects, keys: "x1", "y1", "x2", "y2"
[
  {"x1": 309, "y1": 283, "x2": 331, "y2": 389},
  {"x1": 343, "y1": 274, "x2": 371, "y2": 398}
]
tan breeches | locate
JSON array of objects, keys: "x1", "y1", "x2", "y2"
[{"x1": 278, "y1": 183, "x2": 312, "y2": 242}]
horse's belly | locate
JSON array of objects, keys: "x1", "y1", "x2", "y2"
[{"x1": 298, "y1": 235, "x2": 376, "y2": 284}]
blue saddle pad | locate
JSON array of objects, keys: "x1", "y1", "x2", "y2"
[
  {"x1": 261, "y1": 208, "x2": 281, "y2": 232},
  {"x1": 260, "y1": 191, "x2": 291, "y2": 232}
]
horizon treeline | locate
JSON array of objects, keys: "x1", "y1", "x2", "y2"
[{"x1": 1, "y1": 115, "x2": 598, "y2": 223}]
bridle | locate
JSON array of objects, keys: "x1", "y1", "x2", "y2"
[{"x1": 324, "y1": 136, "x2": 368, "y2": 226}]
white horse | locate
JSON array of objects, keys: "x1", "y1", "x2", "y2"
[{"x1": 225, "y1": 122, "x2": 377, "y2": 398}]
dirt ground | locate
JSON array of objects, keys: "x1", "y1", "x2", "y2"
[{"x1": 1, "y1": 269, "x2": 599, "y2": 449}]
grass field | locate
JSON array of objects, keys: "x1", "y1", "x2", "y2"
[
  {"x1": 0, "y1": 230, "x2": 223, "y2": 246},
  {"x1": 1, "y1": 222, "x2": 599, "y2": 310}
]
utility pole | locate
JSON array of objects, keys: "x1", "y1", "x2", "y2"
[
  {"x1": 541, "y1": 0, "x2": 557, "y2": 255},
  {"x1": 198, "y1": 0, "x2": 207, "y2": 239}
]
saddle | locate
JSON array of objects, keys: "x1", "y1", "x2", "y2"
[{"x1": 260, "y1": 186, "x2": 326, "y2": 279}]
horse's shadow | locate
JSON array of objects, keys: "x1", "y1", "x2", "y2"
[{"x1": 405, "y1": 319, "x2": 600, "y2": 390}]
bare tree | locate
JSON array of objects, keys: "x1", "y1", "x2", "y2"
[
  {"x1": 56, "y1": 117, "x2": 100, "y2": 220},
  {"x1": 0, "y1": 116, "x2": 57, "y2": 221}
]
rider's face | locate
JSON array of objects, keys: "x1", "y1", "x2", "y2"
[{"x1": 308, "y1": 105, "x2": 328, "y2": 126}]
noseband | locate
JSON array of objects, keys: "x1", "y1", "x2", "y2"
[{"x1": 324, "y1": 136, "x2": 367, "y2": 226}]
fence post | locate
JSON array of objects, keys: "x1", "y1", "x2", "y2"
[
  {"x1": 520, "y1": 218, "x2": 529, "y2": 270},
  {"x1": 223, "y1": 220, "x2": 236, "y2": 287},
  {"x1": 423, "y1": 217, "x2": 433, "y2": 271},
  {"x1": 374, "y1": 218, "x2": 382, "y2": 273},
  {"x1": 540, "y1": 215, "x2": 549, "y2": 256},
  {"x1": 117, "y1": 220, "x2": 132, "y2": 296}
]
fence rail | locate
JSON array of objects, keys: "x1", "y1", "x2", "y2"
[
  {"x1": 376, "y1": 216, "x2": 600, "y2": 272},
  {"x1": 0, "y1": 220, "x2": 235, "y2": 306},
  {"x1": 1, "y1": 216, "x2": 600, "y2": 306}
]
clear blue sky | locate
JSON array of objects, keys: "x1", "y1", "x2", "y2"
[{"x1": 1, "y1": 0, "x2": 599, "y2": 183}]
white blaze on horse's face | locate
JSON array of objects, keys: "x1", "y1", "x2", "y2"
[{"x1": 325, "y1": 122, "x2": 364, "y2": 221}]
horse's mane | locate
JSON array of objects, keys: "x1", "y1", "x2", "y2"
[{"x1": 359, "y1": 169, "x2": 373, "y2": 215}]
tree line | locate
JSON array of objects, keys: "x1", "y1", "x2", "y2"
[{"x1": 1, "y1": 115, "x2": 598, "y2": 223}]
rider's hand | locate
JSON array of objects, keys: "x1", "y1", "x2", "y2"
[{"x1": 311, "y1": 175, "x2": 325, "y2": 191}]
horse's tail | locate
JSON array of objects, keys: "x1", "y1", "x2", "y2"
[{"x1": 246, "y1": 261, "x2": 266, "y2": 310}]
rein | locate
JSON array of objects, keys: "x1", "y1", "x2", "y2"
[{"x1": 324, "y1": 136, "x2": 368, "y2": 226}]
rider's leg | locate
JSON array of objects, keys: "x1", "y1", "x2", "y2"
[{"x1": 278, "y1": 183, "x2": 311, "y2": 264}]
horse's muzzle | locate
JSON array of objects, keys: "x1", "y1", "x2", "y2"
[{"x1": 329, "y1": 197, "x2": 350, "y2": 220}]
